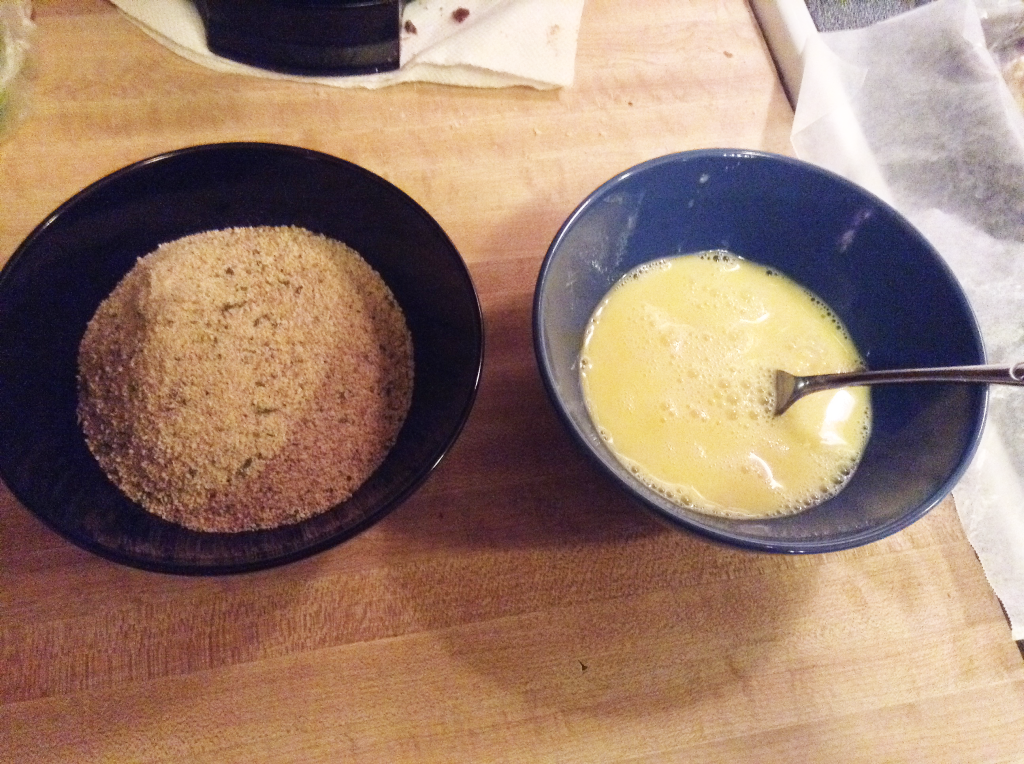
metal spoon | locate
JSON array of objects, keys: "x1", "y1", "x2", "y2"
[{"x1": 773, "y1": 362, "x2": 1024, "y2": 416}]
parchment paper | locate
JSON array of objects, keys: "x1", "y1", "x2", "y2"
[{"x1": 793, "y1": 0, "x2": 1024, "y2": 639}]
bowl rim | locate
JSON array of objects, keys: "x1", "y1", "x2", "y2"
[
  {"x1": 532, "y1": 148, "x2": 988, "y2": 554},
  {"x1": 0, "y1": 141, "x2": 485, "y2": 574}
]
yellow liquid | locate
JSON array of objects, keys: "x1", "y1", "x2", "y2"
[{"x1": 580, "y1": 252, "x2": 871, "y2": 519}]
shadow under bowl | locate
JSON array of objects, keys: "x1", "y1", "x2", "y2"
[
  {"x1": 533, "y1": 149, "x2": 985, "y2": 554},
  {"x1": 0, "y1": 142, "x2": 483, "y2": 574}
]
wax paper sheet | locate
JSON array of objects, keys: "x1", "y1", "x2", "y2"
[
  {"x1": 0, "y1": 0, "x2": 32, "y2": 140},
  {"x1": 793, "y1": 0, "x2": 1024, "y2": 639}
]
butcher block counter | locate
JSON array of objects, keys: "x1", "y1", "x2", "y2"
[{"x1": 2, "y1": 1, "x2": 1023, "y2": 761}]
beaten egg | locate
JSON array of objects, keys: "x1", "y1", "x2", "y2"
[{"x1": 580, "y1": 251, "x2": 871, "y2": 519}]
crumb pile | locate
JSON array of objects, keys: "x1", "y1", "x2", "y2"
[{"x1": 77, "y1": 226, "x2": 414, "y2": 533}]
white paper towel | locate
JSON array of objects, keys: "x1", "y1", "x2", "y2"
[
  {"x1": 108, "y1": 0, "x2": 586, "y2": 89},
  {"x1": 791, "y1": 0, "x2": 1024, "y2": 640}
]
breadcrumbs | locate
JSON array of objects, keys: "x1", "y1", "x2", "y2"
[{"x1": 77, "y1": 226, "x2": 414, "y2": 533}]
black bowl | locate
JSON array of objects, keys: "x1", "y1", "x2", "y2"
[
  {"x1": 0, "y1": 143, "x2": 483, "y2": 573},
  {"x1": 534, "y1": 150, "x2": 986, "y2": 554}
]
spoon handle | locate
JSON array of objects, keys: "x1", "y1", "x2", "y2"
[{"x1": 805, "y1": 362, "x2": 1024, "y2": 388}]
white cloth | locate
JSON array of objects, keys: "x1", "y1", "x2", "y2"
[
  {"x1": 789, "y1": 0, "x2": 1024, "y2": 640},
  {"x1": 108, "y1": 0, "x2": 586, "y2": 89}
]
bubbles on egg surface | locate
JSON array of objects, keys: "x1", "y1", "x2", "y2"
[
  {"x1": 698, "y1": 248, "x2": 736, "y2": 264},
  {"x1": 620, "y1": 258, "x2": 672, "y2": 285},
  {"x1": 683, "y1": 401, "x2": 710, "y2": 422},
  {"x1": 578, "y1": 248, "x2": 870, "y2": 520},
  {"x1": 622, "y1": 391, "x2": 637, "y2": 413},
  {"x1": 773, "y1": 452, "x2": 862, "y2": 514},
  {"x1": 633, "y1": 474, "x2": 699, "y2": 510},
  {"x1": 803, "y1": 291, "x2": 854, "y2": 340}
]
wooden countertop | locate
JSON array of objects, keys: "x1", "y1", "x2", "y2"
[{"x1": 2, "y1": 2, "x2": 1022, "y2": 761}]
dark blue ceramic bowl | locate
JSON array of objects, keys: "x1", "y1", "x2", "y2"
[
  {"x1": 0, "y1": 143, "x2": 483, "y2": 573},
  {"x1": 533, "y1": 150, "x2": 986, "y2": 553}
]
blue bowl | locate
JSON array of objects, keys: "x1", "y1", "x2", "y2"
[
  {"x1": 533, "y1": 150, "x2": 986, "y2": 553},
  {"x1": 0, "y1": 143, "x2": 483, "y2": 573}
]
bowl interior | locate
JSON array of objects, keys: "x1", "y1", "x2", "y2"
[
  {"x1": 534, "y1": 150, "x2": 985, "y2": 553},
  {"x1": 0, "y1": 143, "x2": 483, "y2": 573}
]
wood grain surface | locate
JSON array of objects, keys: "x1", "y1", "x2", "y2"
[{"x1": 2, "y1": 1, "x2": 1023, "y2": 762}]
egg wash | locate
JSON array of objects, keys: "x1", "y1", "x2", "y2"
[{"x1": 579, "y1": 251, "x2": 871, "y2": 519}]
